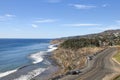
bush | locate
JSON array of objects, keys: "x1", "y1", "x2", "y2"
[{"x1": 60, "y1": 38, "x2": 100, "y2": 49}]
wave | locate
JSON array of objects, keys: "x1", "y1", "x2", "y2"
[
  {"x1": 14, "y1": 68, "x2": 46, "y2": 80},
  {"x1": 0, "y1": 44, "x2": 58, "y2": 79},
  {"x1": 0, "y1": 51, "x2": 46, "y2": 78},
  {"x1": 30, "y1": 51, "x2": 46, "y2": 64},
  {"x1": 47, "y1": 44, "x2": 58, "y2": 52},
  {"x1": 0, "y1": 69, "x2": 17, "y2": 78},
  {"x1": 30, "y1": 44, "x2": 58, "y2": 64}
]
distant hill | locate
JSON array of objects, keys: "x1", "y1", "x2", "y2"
[
  {"x1": 51, "y1": 29, "x2": 120, "y2": 49},
  {"x1": 53, "y1": 29, "x2": 120, "y2": 42},
  {"x1": 51, "y1": 29, "x2": 120, "y2": 74},
  {"x1": 62, "y1": 29, "x2": 120, "y2": 39}
]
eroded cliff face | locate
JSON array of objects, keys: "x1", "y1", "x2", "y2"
[
  {"x1": 52, "y1": 47, "x2": 104, "y2": 74},
  {"x1": 51, "y1": 29, "x2": 120, "y2": 75}
]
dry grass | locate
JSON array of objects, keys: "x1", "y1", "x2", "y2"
[
  {"x1": 113, "y1": 76, "x2": 120, "y2": 80},
  {"x1": 113, "y1": 52, "x2": 120, "y2": 63},
  {"x1": 112, "y1": 46, "x2": 120, "y2": 80}
]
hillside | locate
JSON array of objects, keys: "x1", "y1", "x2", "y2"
[
  {"x1": 51, "y1": 29, "x2": 120, "y2": 77},
  {"x1": 51, "y1": 29, "x2": 120, "y2": 44}
]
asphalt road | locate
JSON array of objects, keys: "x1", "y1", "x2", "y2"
[{"x1": 61, "y1": 47, "x2": 120, "y2": 80}]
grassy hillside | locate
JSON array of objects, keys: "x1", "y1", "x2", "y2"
[
  {"x1": 114, "y1": 76, "x2": 120, "y2": 80},
  {"x1": 60, "y1": 38, "x2": 100, "y2": 49},
  {"x1": 51, "y1": 29, "x2": 120, "y2": 45},
  {"x1": 60, "y1": 33, "x2": 120, "y2": 49},
  {"x1": 52, "y1": 29, "x2": 120, "y2": 76},
  {"x1": 52, "y1": 47, "x2": 103, "y2": 74},
  {"x1": 113, "y1": 52, "x2": 120, "y2": 63}
]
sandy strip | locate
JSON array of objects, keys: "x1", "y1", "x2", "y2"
[
  {"x1": 103, "y1": 52, "x2": 120, "y2": 80},
  {"x1": 112, "y1": 58, "x2": 120, "y2": 65}
]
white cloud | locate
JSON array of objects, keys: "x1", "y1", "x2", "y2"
[
  {"x1": 99, "y1": 26, "x2": 120, "y2": 31},
  {"x1": 46, "y1": 0, "x2": 61, "y2": 3},
  {"x1": 5, "y1": 14, "x2": 16, "y2": 17},
  {"x1": 105, "y1": 26, "x2": 120, "y2": 30},
  {"x1": 114, "y1": 20, "x2": 120, "y2": 26},
  {"x1": 34, "y1": 19, "x2": 57, "y2": 23},
  {"x1": 32, "y1": 24, "x2": 38, "y2": 28},
  {"x1": 99, "y1": 20, "x2": 120, "y2": 30},
  {"x1": 102, "y1": 4, "x2": 109, "y2": 7},
  {"x1": 116, "y1": 20, "x2": 120, "y2": 24},
  {"x1": 63, "y1": 23, "x2": 101, "y2": 27},
  {"x1": 0, "y1": 14, "x2": 16, "y2": 22},
  {"x1": 70, "y1": 4, "x2": 96, "y2": 9}
]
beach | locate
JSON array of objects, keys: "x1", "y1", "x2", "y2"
[{"x1": 0, "y1": 39, "x2": 58, "y2": 80}]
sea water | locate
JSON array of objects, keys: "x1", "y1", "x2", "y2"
[{"x1": 0, "y1": 39, "x2": 57, "y2": 80}]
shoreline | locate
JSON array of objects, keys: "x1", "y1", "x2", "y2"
[
  {"x1": 33, "y1": 51, "x2": 60, "y2": 80},
  {"x1": 33, "y1": 65, "x2": 59, "y2": 80},
  {"x1": 0, "y1": 54, "x2": 59, "y2": 80},
  {"x1": 0, "y1": 55, "x2": 59, "y2": 80},
  {"x1": 0, "y1": 43, "x2": 59, "y2": 80},
  {"x1": 32, "y1": 44, "x2": 60, "y2": 80}
]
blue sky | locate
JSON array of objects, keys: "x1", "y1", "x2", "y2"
[{"x1": 0, "y1": 0, "x2": 120, "y2": 38}]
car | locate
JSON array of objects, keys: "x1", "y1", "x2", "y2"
[
  {"x1": 87, "y1": 56, "x2": 93, "y2": 60},
  {"x1": 66, "y1": 70, "x2": 81, "y2": 75}
]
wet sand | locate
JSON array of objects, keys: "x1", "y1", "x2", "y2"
[
  {"x1": 34, "y1": 65, "x2": 59, "y2": 80},
  {"x1": 0, "y1": 53, "x2": 59, "y2": 80}
]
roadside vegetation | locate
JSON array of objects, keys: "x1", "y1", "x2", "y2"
[
  {"x1": 52, "y1": 30, "x2": 120, "y2": 76},
  {"x1": 113, "y1": 48, "x2": 120, "y2": 80},
  {"x1": 113, "y1": 76, "x2": 120, "y2": 80},
  {"x1": 60, "y1": 34, "x2": 120, "y2": 50},
  {"x1": 113, "y1": 52, "x2": 120, "y2": 63},
  {"x1": 60, "y1": 38, "x2": 100, "y2": 49},
  {"x1": 53, "y1": 46, "x2": 104, "y2": 75}
]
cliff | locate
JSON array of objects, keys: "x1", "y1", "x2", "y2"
[{"x1": 51, "y1": 29, "x2": 120, "y2": 76}]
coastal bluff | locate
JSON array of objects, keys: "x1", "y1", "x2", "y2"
[{"x1": 50, "y1": 29, "x2": 120, "y2": 77}]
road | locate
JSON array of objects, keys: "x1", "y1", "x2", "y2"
[{"x1": 60, "y1": 47, "x2": 120, "y2": 80}]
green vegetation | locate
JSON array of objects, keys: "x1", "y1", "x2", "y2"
[
  {"x1": 60, "y1": 33, "x2": 120, "y2": 49},
  {"x1": 113, "y1": 52, "x2": 120, "y2": 63},
  {"x1": 52, "y1": 30, "x2": 120, "y2": 76},
  {"x1": 113, "y1": 51, "x2": 120, "y2": 80},
  {"x1": 60, "y1": 38, "x2": 100, "y2": 49},
  {"x1": 113, "y1": 76, "x2": 120, "y2": 80}
]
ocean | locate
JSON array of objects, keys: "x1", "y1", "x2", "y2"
[{"x1": 0, "y1": 39, "x2": 57, "y2": 80}]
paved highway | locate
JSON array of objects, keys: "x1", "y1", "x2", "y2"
[{"x1": 61, "y1": 47, "x2": 120, "y2": 80}]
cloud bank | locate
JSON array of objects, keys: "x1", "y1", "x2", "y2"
[
  {"x1": 70, "y1": 4, "x2": 96, "y2": 9},
  {"x1": 63, "y1": 23, "x2": 101, "y2": 27},
  {"x1": 0, "y1": 14, "x2": 16, "y2": 22}
]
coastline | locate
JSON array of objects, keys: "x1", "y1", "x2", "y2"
[
  {"x1": 0, "y1": 43, "x2": 59, "y2": 80},
  {"x1": 32, "y1": 44, "x2": 60, "y2": 80},
  {"x1": 0, "y1": 55, "x2": 59, "y2": 80},
  {"x1": 47, "y1": 47, "x2": 106, "y2": 80},
  {"x1": 2, "y1": 41, "x2": 119, "y2": 80}
]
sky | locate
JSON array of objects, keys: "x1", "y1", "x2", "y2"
[{"x1": 0, "y1": 0, "x2": 120, "y2": 38}]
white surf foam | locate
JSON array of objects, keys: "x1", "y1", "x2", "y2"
[
  {"x1": 30, "y1": 51, "x2": 46, "y2": 64},
  {"x1": 0, "y1": 69, "x2": 17, "y2": 78},
  {"x1": 14, "y1": 68, "x2": 46, "y2": 80},
  {"x1": 47, "y1": 44, "x2": 58, "y2": 52},
  {"x1": 30, "y1": 44, "x2": 58, "y2": 64},
  {"x1": 0, "y1": 44, "x2": 58, "y2": 79},
  {"x1": 0, "y1": 51, "x2": 46, "y2": 78}
]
